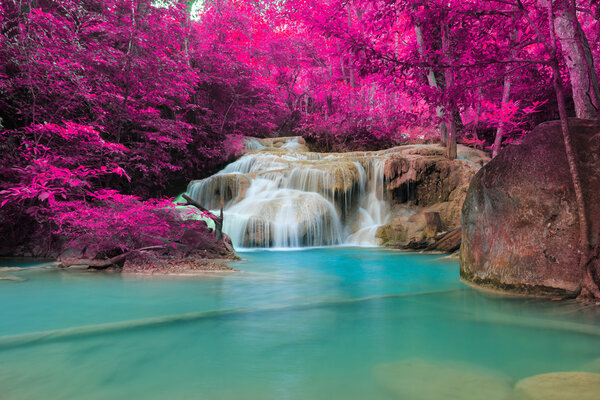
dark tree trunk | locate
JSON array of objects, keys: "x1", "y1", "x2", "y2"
[
  {"x1": 182, "y1": 194, "x2": 223, "y2": 240},
  {"x1": 546, "y1": 1, "x2": 600, "y2": 298},
  {"x1": 441, "y1": 17, "x2": 457, "y2": 160}
]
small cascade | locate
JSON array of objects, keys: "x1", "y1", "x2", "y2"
[
  {"x1": 345, "y1": 156, "x2": 391, "y2": 245},
  {"x1": 185, "y1": 137, "x2": 392, "y2": 249}
]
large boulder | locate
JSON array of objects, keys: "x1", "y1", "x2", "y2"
[{"x1": 460, "y1": 119, "x2": 600, "y2": 297}]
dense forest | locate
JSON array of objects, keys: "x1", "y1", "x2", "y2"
[{"x1": 1, "y1": 0, "x2": 599, "y2": 261}]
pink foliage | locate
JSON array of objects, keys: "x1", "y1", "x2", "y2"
[{"x1": 1, "y1": 0, "x2": 599, "y2": 255}]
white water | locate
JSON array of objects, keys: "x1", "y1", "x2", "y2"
[{"x1": 186, "y1": 137, "x2": 392, "y2": 249}]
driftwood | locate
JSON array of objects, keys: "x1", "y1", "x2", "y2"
[
  {"x1": 59, "y1": 245, "x2": 166, "y2": 270},
  {"x1": 181, "y1": 193, "x2": 223, "y2": 240}
]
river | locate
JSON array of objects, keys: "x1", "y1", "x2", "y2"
[{"x1": 1, "y1": 248, "x2": 599, "y2": 399}]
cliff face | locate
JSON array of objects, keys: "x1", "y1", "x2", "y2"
[{"x1": 460, "y1": 119, "x2": 600, "y2": 297}]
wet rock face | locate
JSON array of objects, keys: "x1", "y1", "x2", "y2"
[
  {"x1": 384, "y1": 146, "x2": 485, "y2": 209},
  {"x1": 460, "y1": 119, "x2": 600, "y2": 297},
  {"x1": 376, "y1": 145, "x2": 487, "y2": 247}
]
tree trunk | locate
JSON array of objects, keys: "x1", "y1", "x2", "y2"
[
  {"x1": 552, "y1": 0, "x2": 600, "y2": 119},
  {"x1": 414, "y1": 22, "x2": 448, "y2": 144},
  {"x1": 441, "y1": 18, "x2": 457, "y2": 159},
  {"x1": 492, "y1": 72, "x2": 512, "y2": 157},
  {"x1": 546, "y1": 1, "x2": 600, "y2": 298}
]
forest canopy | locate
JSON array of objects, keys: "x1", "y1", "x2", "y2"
[{"x1": 1, "y1": 0, "x2": 599, "y2": 256}]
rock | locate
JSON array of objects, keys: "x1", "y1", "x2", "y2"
[
  {"x1": 427, "y1": 200, "x2": 464, "y2": 232},
  {"x1": 460, "y1": 119, "x2": 600, "y2": 297},
  {"x1": 376, "y1": 211, "x2": 429, "y2": 247},
  {"x1": 513, "y1": 372, "x2": 600, "y2": 400},
  {"x1": 425, "y1": 211, "x2": 443, "y2": 237},
  {"x1": 122, "y1": 252, "x2": 236, "y2": 274},
  {"x1": 384, "y1": 144, "x2": 485, "y2": 229},
  {"x1": 187, "y1": 173, "x2": 251, "y2": 210},
  {"x1": 373, "y1": 359, "x2": 513, "y2": 400},
  {"x1": 376, "y1": 218, "x2": 407, "y2": 246},
  {"x1": 430, "y1": 228, "x2": 461, "y2": 252},
  {"x1": 59, "y1": 247, "x2": 86, "y2": 260},
  {"x1": 221, "y1": 233, "x2": 234, "y2": 254},
  {"x1": 58, "y1": 246, "x2": 98, "y2": 268},
  {"x1": 377, "y1": 209, "x2": 461, "y2": 252}
]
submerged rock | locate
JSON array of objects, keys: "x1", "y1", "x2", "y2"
[
  {"x1": 373, "y1": 359, "x2": 513, "y2": 400},
  {"x1": 580, "y1": 358, "x2": 600, "y2": 373},
  {"x1": 514, "y1": 372, "x2": 600, "y2": 400},
  {"x1": 460, "y1": 119, "x2": 600, "y2": 297},
  {"x1": 0, "y1": 275, "x2": 25, "y2": 282}
]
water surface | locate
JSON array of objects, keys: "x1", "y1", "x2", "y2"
[{"x1": 1, "y1": 248, "x2": 599, "y2": 399}]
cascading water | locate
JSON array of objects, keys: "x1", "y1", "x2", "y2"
[{"x1": 186, "y1": 137, "x2": 392, "y2": 249}]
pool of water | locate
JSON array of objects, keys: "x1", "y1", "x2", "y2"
[{"x1": 1, "y1": 248, "x2": 600, "y2": 399}]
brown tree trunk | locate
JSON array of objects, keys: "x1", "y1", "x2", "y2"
[{"x1": 552, "y1": 0, "x2": 600, "y2": 119}]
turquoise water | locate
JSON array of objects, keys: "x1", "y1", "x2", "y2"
[{"x1": 1, "y1": 248, "x2": 600, "y2": 399}]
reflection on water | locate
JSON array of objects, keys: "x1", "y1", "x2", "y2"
[{"x1": 1, "y1": 248, "x2": 600, "y2": 399}]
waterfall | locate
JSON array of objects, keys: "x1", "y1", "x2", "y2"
[
  {"x1": 345, "y1": 156, "x2": 391, "y2": 245},
  {"x1": 186, "y1": 137, "x2": 391, "y2": 249}
]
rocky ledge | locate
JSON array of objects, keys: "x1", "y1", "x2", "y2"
[
  {"x1": 460, "y1": 119, "x2": 600, "y2": 298},
  {"x1": 376, "y1": 144, "x2": 488, "y2": 250}
]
